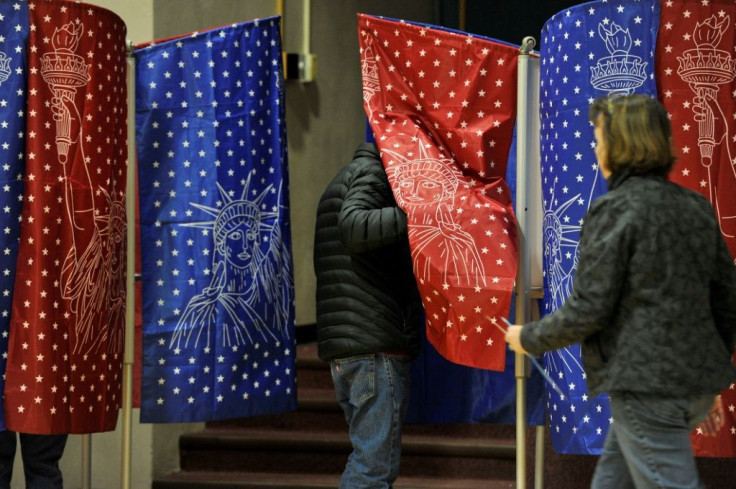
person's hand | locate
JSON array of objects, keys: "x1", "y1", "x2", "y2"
[
  {"x1": 696, "y1": 395, "x2": 725, "y2": 436},
  {"x1": 505, "y1": 325, "x2": 527, "y2": 354}
]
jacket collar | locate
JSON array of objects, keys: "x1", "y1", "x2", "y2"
[
  {"x1": 606, "y1": 167, "x2": 666, "y2": 191},
  {"x1": 606, "y1": 168, "x2": 634, "y2": 191}
]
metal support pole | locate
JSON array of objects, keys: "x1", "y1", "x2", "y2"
[
  {"x1": 278, "y1": 0, "x2": 316, "y2": 81},
  {"x1": 302, "y1": 0, "x2": 311, "y2": 54},
  {"x1": 120, "y1": 41, "x2": 136, "y2": 489},
  {"x1": 458, "y1": 0, "x2": 466, "y2": 31},
  {"x1": 81, "y1": 435, "x2": 91, "y2": 489},
  {"x1": 514, "y1": 350, "x2": 529, "y2": 489},
  {"x1": 515, "y1": 35, "x2": 538, "y2": 489},
  {"x1": 275, "y1": 0, "x2": 284, "y2": 42},
  {"x1": 535, "y1": 424, "x2": 545, "y2": 488},
  {"x1": 531, "y1": 292, "x2": 545, "y2": 489}
]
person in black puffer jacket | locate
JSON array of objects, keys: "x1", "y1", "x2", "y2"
[
  {"x1": 506, "y1": 95, "x2": 736, "y2": 489},
  {"x1": 314, "y1": 142, "x2": 422, "y2": 488}
]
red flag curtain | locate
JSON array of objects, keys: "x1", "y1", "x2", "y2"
[
  {"x1": 4, "y1": 1, "x2": 127, "y2": 434},
  {"x1": 656, "y1": 0, "x2": 736, "y2": 456},
  {"x1": 358, "y1": 14, "x2": 518, "y2": 371}
]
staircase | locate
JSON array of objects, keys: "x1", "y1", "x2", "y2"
[
  {"x1": 152, "y1": 342, "x2": 541, "y2": 488},
  {"x1": 153, "y1": 342, "x2": 736, "y2": 488}
]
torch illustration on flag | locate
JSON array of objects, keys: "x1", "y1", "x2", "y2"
[
  {"x1": 361, "y1": 36, "x2": 381, "y2": 125},
  {"x1": 677, "y1": 15, "x2": 736, "y2": 193},
  {"x1": 36, "y1": 19, "x2": 124, "y2": 355},
  {"x1": 539, "y1": 0, "x2": 661, "y2": 454},
  {"x1": 3, "y1": 0, "x2": 128, "y2": 434},
  {"x1": 40, "y1": 22, "x2": 90, "y2": 165},
  {"x1": 658, "y1": 0, "x2": 736, "y2": 457},
  {"x1": 591, "y1": 22, "x2": 648, "y2": 95}
]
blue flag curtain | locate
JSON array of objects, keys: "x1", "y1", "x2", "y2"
[
  {"x1": 0, "y1": 0, "x2": 28, "y2": 431},
  {"x1": 539, "y1": 0, "x2": 659, "y2": 454},
  {"x1": 135, "y1": 17, "x2": 296, "y2": 423}
]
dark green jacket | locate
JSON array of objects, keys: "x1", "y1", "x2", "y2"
[
  {"x1": 522, "y1": 169, "x2": 736, "y2": 398},
  {"x1": 314, "y1": 143, "x2": 421, "y2": 361}
]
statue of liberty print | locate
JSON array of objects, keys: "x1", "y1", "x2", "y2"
[
  {"x1": 170, "y1": 177, "x2": 293, "y2": 351},
  {"x1": 544, "y1": 189, "x2": 582, "y2": 311},
  {"x1": 383, "y1": 145, "x2": 486, "y2": 288},
  {"x1": 42, "y1": 21, "x2": 126, "y2": 355}
]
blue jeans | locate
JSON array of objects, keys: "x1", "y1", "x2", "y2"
[
  {"x1": 330, "y1": 353, "x2": 411, "y2": 489},
  {"x1": 0, "y1": 431, "x2": 67, "y2": 489},
  {"x1": 591, "y1": 392, "x2": 713, "y2": 489}
]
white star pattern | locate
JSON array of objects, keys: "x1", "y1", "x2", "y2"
[
  {"x1": 0, "y1": 1, "x2": 28, "y2": 430},
  {"x1": 658, "y1": 0, "x2": 736, "y2": 455},
  {"x1": 4, "y1": 2, "x2": 127, "y2": 433},
  {"x1": 135, "y1": 17, "x2": 296, "y2": 423},
  {"x1": 539, "y1": 0, "x2": 659, "y2": 454},
  {"x1": 359, "y1": 14, "x2": 518, "y2": 372}
]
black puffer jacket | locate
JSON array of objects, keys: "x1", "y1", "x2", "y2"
[
  {"x1": 521, "y1": 169, "x2": 736, "y2": 398},
  {"x1": 314, "y1": 143, "x2": 422, "y2": 361}
]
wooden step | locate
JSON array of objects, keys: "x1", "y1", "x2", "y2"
[
  {"x1": 153, "y1": 470, "x2": 515, "y2": 489},
  {"x1": 205, "y1": 388, "x2": 344, "y2": 433},
  {"x1": 294, "y1": 347, "x2": 333, "y2": 391},
  {"x1": 179, "y1": 428, "x2": 516, "y2": 479},
  {"x1": 157, "y1": 341, "x2": 526, "y2": 487},
  {"x1": 208, "y1": 387, "x2": 521, "y2": 439},
  {"x1": 182, "y1": 427, "x2": 517, "y2": 457}
]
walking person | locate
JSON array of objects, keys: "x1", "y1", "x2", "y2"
[{"x1": 505, "y1": 94, "x2": 736, "y2": 489}]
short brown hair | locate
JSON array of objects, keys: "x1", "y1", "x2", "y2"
[{"x1": 589, "y1": 94, "x2": 676, "y2": 176}]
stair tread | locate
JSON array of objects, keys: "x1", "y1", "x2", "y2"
[
  {"x1": 296, "y1": 387, "x2": 338, "y2": 403},
  {"x1": 180, "y1": 427, "x2": 516, "y2": 463},
  {"x1": 155, "y1": 470, "x2": 515, "y2": 489},
  {"x1": 296, "y1": 343, "x2": 327, "y2": 368},
  {"x1": 297, "y1": 387, "x2": 334, "y2": 396},
  {"x1": 162, "y1": 341, "x2": 520, "y2": 487},
  {"x1": 185, "y1": 426, "x2": 516, "y2": 447}
]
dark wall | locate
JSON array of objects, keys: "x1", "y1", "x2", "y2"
[{"x1": 441, "y1": 0, "x2": 586, "y2": 48}]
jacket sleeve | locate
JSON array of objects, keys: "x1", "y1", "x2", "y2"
[
  {"x1": 710, "y1": 234, "x2": 736, "y2": 350},
  {"x1": 338, "y1": 163, "x2": 408, "y2": 254},
  {"x1": 521, "y1": 198, "x2": 633, "y2": 355}
]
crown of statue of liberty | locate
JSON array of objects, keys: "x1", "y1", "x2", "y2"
[{"x1": 183, "y1": 175, "x2": 279, "y2": 246}]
